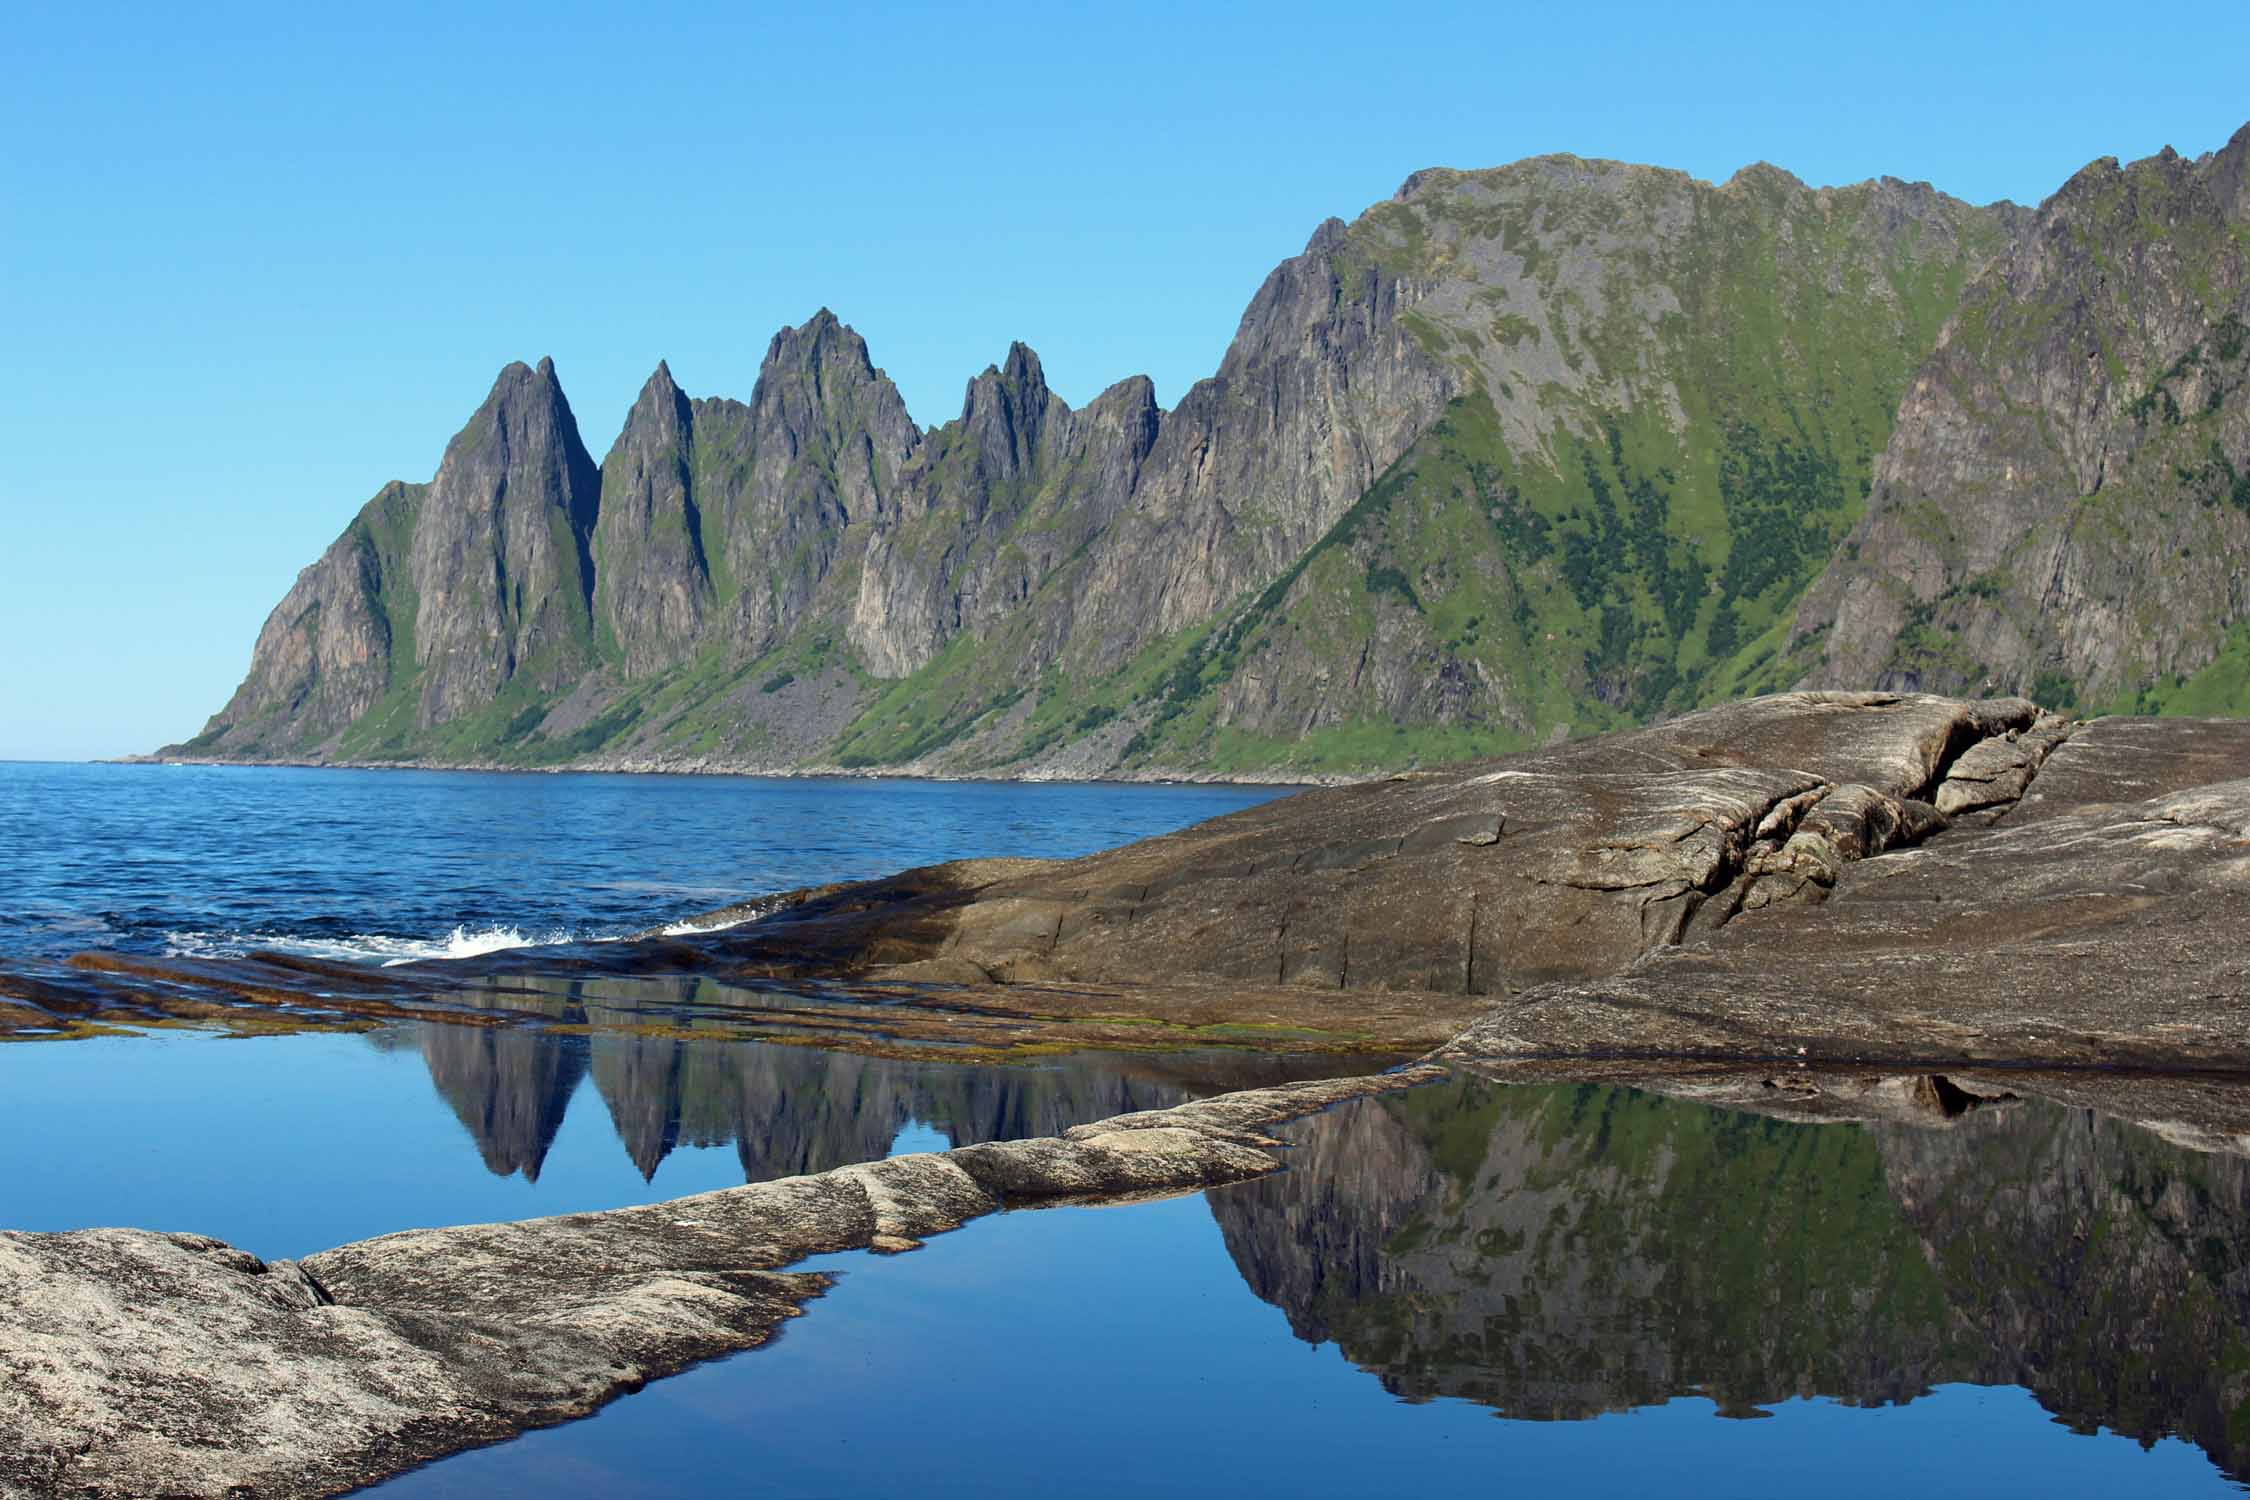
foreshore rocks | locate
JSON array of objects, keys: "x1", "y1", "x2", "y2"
[
  {"x1": 1445, "y1": 752, "x2": 2250, "y2": 1074},
  {"x1": 686, "y1": 691, "x2": 2064, "y2": 996},
  {"x1": 24, "y1": 691, "x2": 2250, "y2": 1075},
  {"x1": 0, "y1": 1068, "x2": 1441, "y2": 1500},
  {"x1": 644, "y1": 693, "x2": 2250, "y2": 1082},
  {"x1": 7, "y1": 690, "x2": 2250, "y2": 1496}
]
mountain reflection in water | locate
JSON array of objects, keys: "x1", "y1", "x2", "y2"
[
  {"x1": 1212, "y1": 1076, "x2": 2250, "y2": 1482},
  {"x1": 397, "y1": 975, "x2": 1394, "y2": 1185}
]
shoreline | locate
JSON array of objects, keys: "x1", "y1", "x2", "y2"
[
  {"x1": 103, "y1": 751, "x2": 1357, "y2": 789},
  {"x1": 8, "y1": 690, "x2": 2250, "y2": 1494}
]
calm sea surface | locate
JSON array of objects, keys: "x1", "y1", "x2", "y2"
[
  {"x1": 0, "y1": 760, "x2": 1286, "y2": 961},
  {"x1": 3, "y1": 762, "x2": 2245, "y2": 1495}
]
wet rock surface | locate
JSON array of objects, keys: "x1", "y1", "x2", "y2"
[{"x1": 0, "y1": 1068, "x2": 1440, "y2": 1500}]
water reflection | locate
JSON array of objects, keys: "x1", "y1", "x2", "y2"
[
  {"x1": 1212, "y1": 1077, "x2": 2250, "y2": 1482},
  {"x1": 408, "y1": 975, "x2": 1394, "y2": 1186}
]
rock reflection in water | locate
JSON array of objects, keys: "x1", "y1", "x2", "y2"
[
  {"x1": 412, "y1": 974, "x2": 1389, "y2": 1186},
  {"x1": 1212, "y1": 1076, "x2": 2250, "y2": 1481}
]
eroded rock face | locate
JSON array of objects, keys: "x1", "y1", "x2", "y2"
[
  {"x1": 1448, "y1": 763, "x2": 2250, "y2": 1072},
  {"x1": 1798, "y1": 127, "x2": 2250, "y2": 704},
  {"x1": 408, "y1": 358, "x2": 605, "y2": 726},
  {"x1": 693, "y1": 692, "x2": 2045, "y2": 995},
  {"x1": 68, "y1": 696, "x2": 2250, "y2": 1076},
  {"x1": 0, "y1": 1069, "x2": 1439, "y2": 1500}
]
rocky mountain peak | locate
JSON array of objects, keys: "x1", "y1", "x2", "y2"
[
  {"x1": 953, "y1": 342, "x2": 1060, "y2": 483},
  {"x1": 1723, "y1": 160, "x2": 1808, "y2": 194},
  {"x1": 619, "y1": 360, "x2": 691, "y2": 445},
  {"x1": 1302, "y1": 215, "x2": 1350, "y2": 254},
  {"x1": 406, "y1": 356, "x2": 603, "y2": 724}
]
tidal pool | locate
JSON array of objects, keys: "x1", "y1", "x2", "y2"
[
  {"x1": 8, "y1": 1023, "x2": 2248, "y2": 1496},
  {"x1": 382, "y1": 1074, "x2": 2250, "y2": 1497},
  {"x1": 0, "y1": 1021, "x2": 1375, "y2": 1257},
  {"x1": 368, "y1": 1194, "x2": 2236, "y2": 1500}
]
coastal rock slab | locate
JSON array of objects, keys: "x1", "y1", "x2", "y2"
[
  {"x1": 1447, "y1": 776, "x2": 2250, "y2": 1073},
  {"x1": 689, "y1": 692, "x2": 2040, "y2": 994}
]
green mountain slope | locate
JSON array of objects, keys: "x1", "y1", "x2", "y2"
[
  {"x1": 173, "y1": 126, "x2": 2250, "y2": 777},
  {"x1": 1798, "y1": 126, "x2": 2250, "y2": 710}
]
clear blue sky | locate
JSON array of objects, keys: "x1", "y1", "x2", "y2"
[{"x1": 5, "y1": 1, "x2": 2246, "y2": 760}]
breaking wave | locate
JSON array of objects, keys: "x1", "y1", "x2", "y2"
[
  {"x1": 657, "y1": 900, "x2": 778, "y2": 938},
  {"x1": 163, "y1": 924, "x2": 578, "y2": 967}
]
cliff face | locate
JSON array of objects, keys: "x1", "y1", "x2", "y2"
[
  {"x1": 185, "y1": 360, "x2": 606, "y2": 760},
  {"x1": 174, "y1": 125, "x2": 2250, "y2": 776},
  {"x1": 406, "y1": 358, "x2": 603, "y2": 726},
  {"x1": 191, "y1": 480, "x2": 422, "y2": 756},
  {"x1": 591, "y1": 362, "x2": 707, "y2": 680},
  {"x1": 1797, "y1": 126, "x2": 2250, "y2": 711}
]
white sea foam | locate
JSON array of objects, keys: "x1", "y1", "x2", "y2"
[
  {"x1": 163, "y1": 924, "x2": 576, "y2": 967},
  {"x1": 658, "y1": 898, "x2": 780, "y2": 938}
]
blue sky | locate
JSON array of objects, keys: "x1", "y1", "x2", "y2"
[{"x1": 4, "y1": 1, "x2": 2246, "y2": 759}]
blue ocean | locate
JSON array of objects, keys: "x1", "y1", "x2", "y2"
[{"x1": 0, "y1": 760, "x2": 1285, "y2": 962}]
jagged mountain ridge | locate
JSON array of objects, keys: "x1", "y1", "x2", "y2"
[
  {"x1": 173, "y1": 127, "x2": 2249, "y2": 774},
  {"x1": 1796, "y1": 124, "x2": 2250, "y2": 712}
]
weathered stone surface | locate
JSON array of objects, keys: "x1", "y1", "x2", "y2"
[
  {"x1": 0, "y1": 1067, "x2": 1440, "y2": 1500},
  {"x1": 688, "y1": 692, "x2": 2040, "y2": 995},
  {"x1": 1932, "y1": 710, "x2": 2072, "y2": 817},
  {"x1": 1447, "y1": 773, "x2": 2250, "y2": 1072},
  {"x1": 74, "y1": 694, "x2": 2250, "y2": 1078},
  {"x1": 2008, "y1": 714, "x2": 2250, "y2": 822}
]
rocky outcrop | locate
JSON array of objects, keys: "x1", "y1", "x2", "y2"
[
  {"x1": 1798, "y1": 127, "x2": 2250, "y2": 709},
  {"x1": 0, "y1": 1069, "x2": 1438, "y2": 1500},
  {"x1": 688, "y1": 692, "x2": 2048, "y2": 995},
  {"x1": 1447, "y1": 714, "x2": 2250, "y2": 1072},
  {"x1": 75, "y1": 694, "x2": 2250, "y2": 1078}
]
